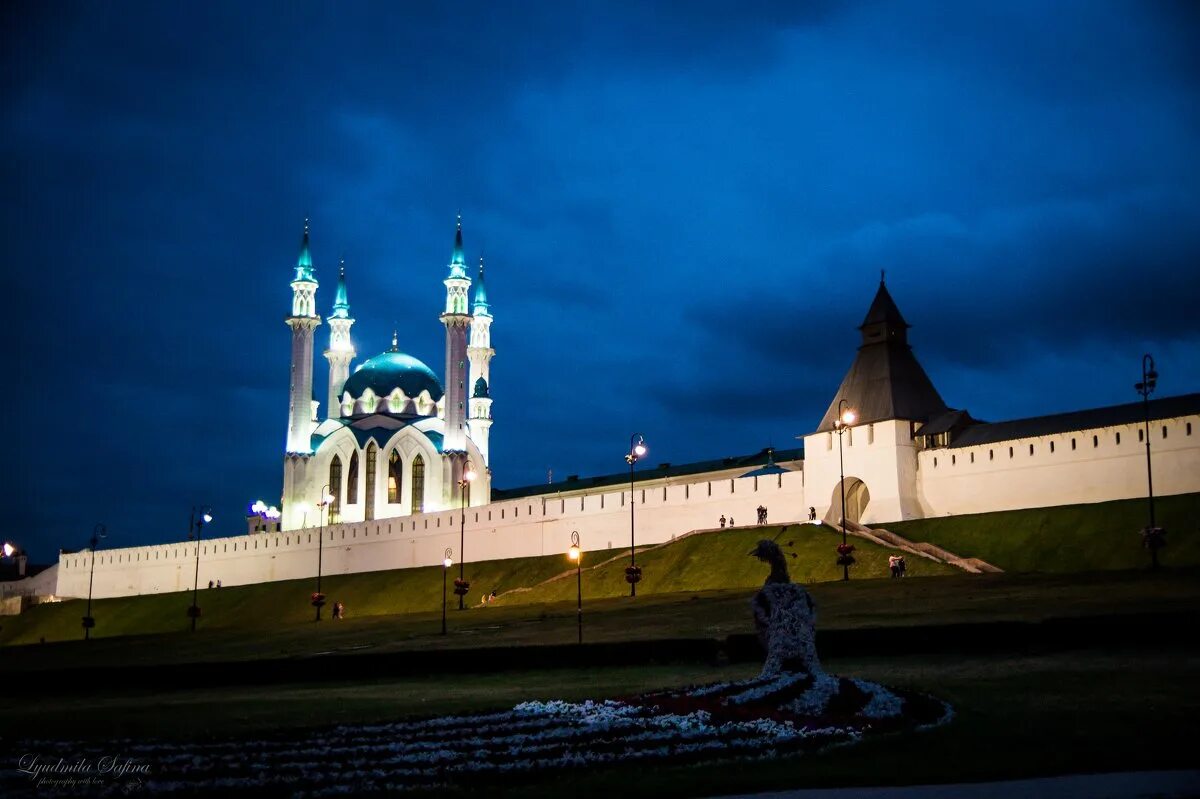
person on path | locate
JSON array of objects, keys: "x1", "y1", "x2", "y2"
[{"x1": 720, "y1": 515, "x2": 727, "y2": 529}]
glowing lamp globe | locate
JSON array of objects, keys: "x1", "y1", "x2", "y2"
[
  {"x1": 443, "y1": 557, "x2": 453, "y2": 569},
  {"x1": 568, "y1": 545, "x2": 581, "y2": 561}
]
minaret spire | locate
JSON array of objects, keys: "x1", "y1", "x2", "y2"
[
  {"x1": 441, "y1": 214, "x2": 473, "y2": 478},
  {"x1": 283, "y1": 219, "x2": 323, "y2": 529},
  {"x1": 323, "y1": 259, "x2": 356, "y2": 421},
  {"x1": 468, "y1": 254, "x2": 495, "y2": 466},
  {"x1": 449, "y1": 213, "x2": 467, "y2": 278}
]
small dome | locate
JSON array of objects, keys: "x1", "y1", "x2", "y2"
[{"x1": 342, "y1": 350, "x2": 444, "y2": 404}]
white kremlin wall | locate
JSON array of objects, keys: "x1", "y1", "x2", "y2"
[
  {"x1": 52, "y1": 410, "x2": 1200, "y2": 600},
  {"x1": 913, "y1": 415, "x2": 1199, "y2": 517},
  {"x1": 55, "y1": 470, "x2": 807, "y2": 600}
]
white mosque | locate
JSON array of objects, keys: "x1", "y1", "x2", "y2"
[{"x1": 279, "y1": 218, "x2": 494, "y2": 534}]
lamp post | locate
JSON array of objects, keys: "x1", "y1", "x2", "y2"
[
  {"x1": 625, "y1": 434, "x2": 647, "y2": 597},
  {"x1": 1136, "y1": 354, "x2": 1166, "y2": 569},
  {"x1": 187, "y1": 506, "x2": 212, "y2": 632},
  {"x1": 455, "y1": 460, "x2": 478, "y2": 610},
  {"x1": 568, "y1": 531, "x2": 583, "y2": 644},
  {"x1": 250, "y1": 499, "x2": 281, "y2": 533},
  {"x1": 82, "y1": 524, "x2": 105, "y2": 640},
  {"x1": 833, "y1": 400, "x2": 856, "y2": 581},
  {"x1": 313, "y1": 485, "x2": 335, "y2": 621},
  {"x1": 442, "y1": 547, "x2": 453, "y2": 635}
]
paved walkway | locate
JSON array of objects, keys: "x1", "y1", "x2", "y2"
[{"x1": 713, "y1": 770, "x2": 1200, "y2": 799}]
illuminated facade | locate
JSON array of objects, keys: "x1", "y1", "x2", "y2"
[{"x1": 280, "y1": 218, "x2": 494, "y2": 531}]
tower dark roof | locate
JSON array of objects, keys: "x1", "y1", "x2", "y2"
[{"x1": 815, "y1": 281, "x2": 947, "y2": 432}]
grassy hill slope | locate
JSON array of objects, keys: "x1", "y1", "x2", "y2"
[
  {"x1": 0, "y1": 523, "x2": 951, "y2": 646},
  {"x1": 882, "y1": 492, "x2": 1199, "y2": 572}
]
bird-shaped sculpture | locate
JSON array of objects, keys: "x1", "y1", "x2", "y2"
[{"x1": 749, "y1": 538, "x2": 821, "y2": 677}]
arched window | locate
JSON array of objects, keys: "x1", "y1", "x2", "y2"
[
  {"x1": 388, "y1": 449, "x2": 403, "y2": 503},
  {"x1": 365, "y1": 442, "x2": 377, "y2": 521},
  {"x1": 347, "y1": 451, "x2": 359, "y2": 504},
  {"x1": 411, "y1": 455, "x2": 425, "y2": 514},
  {"x1": 329, "y1": 456, "x2": 343, "y2": 522}
]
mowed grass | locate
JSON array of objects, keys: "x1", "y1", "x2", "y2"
[
  {"x1": 0, "y1": 523, "x2": 954, "y2": 647},
  {"x1": 497, "y1": 522, "x2": 953, "y2": 606},
  {"x1": 3, "y1": 568, "x2": 1198, "y2": 674},
  {"x1": 1, "y1": 647, "x2": 1195, "y2": 799},
  {"x1": 884, "y1": 492, "x2": 1200, "y2": 572}
]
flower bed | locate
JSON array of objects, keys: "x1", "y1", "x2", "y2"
[{"x1": 5, "y1": 684, "x2": 948, "y2": 797}]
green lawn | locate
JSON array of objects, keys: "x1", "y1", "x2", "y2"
[
  {"x1": 2, "y1": 647, "x2": 1194, "y2": 798},
  {"x1": 883, "y1": 492, "x2": 1200, "y2": 572},
  {"x1": 3, "y1": 568, "x2": 1197, "y2": 674},
  {"x1": 0, "y1": 523, "x2": 954, "y2": 647}
]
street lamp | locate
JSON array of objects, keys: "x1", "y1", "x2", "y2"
[
  {"x1": 313, "y1": 485, "x2": 335, "y2": 621},
  {"x1": 442, "y1": 547, "x2": 453, "y2": 635},
  {"x1": 82, "y1": 524, "x2": 105, "y2": 640},
  {"x1": 568, "y1": 531, "x2": 583, "y2": 644},
  {"x1": 1136, "y1": 354, "x2": 1166, "y2": 569},
  {"x1": 250, "y1": 499, "x2": 281, "y2": 533},
  {"x1": 833, "y1": 400, "x2": 856, "y2": 581},
  {"x1": 187, "y1": 506, "x2": 213, "y2": 632},
  {"x1": 624, "y1": 434, "x2": 647, "y2": 597},
  {"x1": 455, "y1": 461, "x2": 478, "y2": 610},
  {"x1": 2, "y1": 542, "x2": 14, "y2": 558}
]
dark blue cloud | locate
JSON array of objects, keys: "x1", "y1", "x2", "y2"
[{"x1": 3, "y1": 1, "x2": 1198, "y2": 560}]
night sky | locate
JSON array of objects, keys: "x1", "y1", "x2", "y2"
[{"x1": 4, "y1": 2, "x2": 1198, "y2": 561}]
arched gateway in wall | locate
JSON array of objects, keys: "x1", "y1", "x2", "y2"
[{"x1": 830, "y1": 477, "x2": 871, "y2": 525}]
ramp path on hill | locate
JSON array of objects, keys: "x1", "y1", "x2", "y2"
[
  {"x1": 490, "y1": 519, "x2": 999, "y2": 605},
  {"x1": 838, "y1": 519, "x2": 1003, "y2": 574}
]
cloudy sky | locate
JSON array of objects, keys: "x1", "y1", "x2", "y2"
[{"x1": 4, "y1": 1, "x2": 1198, "y2": 559}]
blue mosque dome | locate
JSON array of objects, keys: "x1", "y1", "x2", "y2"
[{"x1": 342, "y1": 347, "x2": 444, "y2": 402}]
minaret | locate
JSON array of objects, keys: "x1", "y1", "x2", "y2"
[
  {"x1": 440, "y1": 216, "x2": 472, "y2": 456},
  {"x1": 285, "y1": 220, "x2": 322, "y2": 453},
  {"x1": 323, "y1": 261, "x2": 356, "y2": 420},
  {"x1": 468, "y1": 255, "x2": 495, "y2": 465}
]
